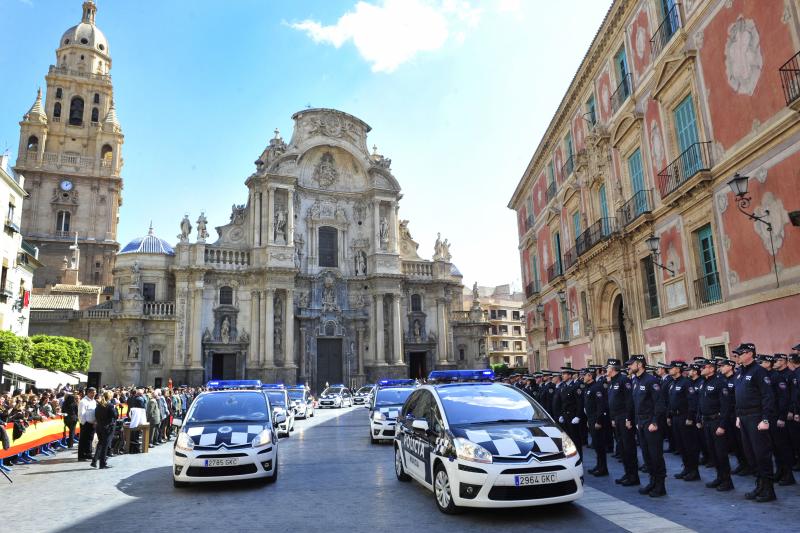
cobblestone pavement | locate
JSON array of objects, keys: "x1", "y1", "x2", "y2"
[{"x1": 3, "y1": 408, "x2": 798, "y2": 533}]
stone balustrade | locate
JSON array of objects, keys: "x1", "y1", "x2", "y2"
[
  {"x1": 143, "y1": 301, "x2": 175, "y2": 316},
  {"x1": 204, "y1": 247, "x2": 251, "y2": 268},
  {"x1": 401, "y1": 260, "x2": 433, "y2": 279}
]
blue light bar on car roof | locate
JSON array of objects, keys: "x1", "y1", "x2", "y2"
[
  {"x1": 261, "y1": 383, "x2": 286, "y2": 389},
  {"x1": 427, "y1": 369, "x2": 494, "y2": 383},
  {"x1": 377, "y1": 379, "x2": 416, "y2": 387},
  {"x1": 206, "y1": 380, "x2": 263, "y2": 390}
]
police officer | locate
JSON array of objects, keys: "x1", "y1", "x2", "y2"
[
  {"x1": 607, "y1": 358, "x2": 639, "y2": 486},
  {"x1": 657, "y1": 362, "x2": 676, "y2": 454},
  {"x1": 787, "y1": 350, "x2": 800, "y2": 470},
  {"x1": 542, "y1": 372, "x2": 557, "y2": 416},
  {"x1": 689, "y1": 360, "x2": 711, "y2": 467},
  {"x1": 697, "y1": 358, "x2": 734, "y2": 491},
  {"x1": 769, "y1": 353, "x2": 796, "y2": 486},
  {"x1": 667, "y1": 361, "x2": 701, "y2": 481},
  {"x1": 732, "y1": 343, "x2": 777, "y2": 502},
  {"x1": 718, "y1": 357, "x2": 750, "y2": 476},
  {"x1": 583, "y1": 367, "x2": 609, "y2": 476},
  {"x1": 553, "y1": 367, "x2": 583, "y2": 460},
  {"x1": 629, "y1": 354, "x2": 667, "y2": 497}
]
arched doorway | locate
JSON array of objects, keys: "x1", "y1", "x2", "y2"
[{"x1": 611, "y1": 294, "x2": 630, "y2": 363}]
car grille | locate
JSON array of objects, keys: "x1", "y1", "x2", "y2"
[
  {"x1": 501, "y1": 465, "x2": 566, "y2": 475},
  {"x1": 487, "y1": 480, "x2": 578, "y2": 501},
  {"x1": 195, "y1": 452, "x2": 249, "y2": 459},
  {"x1": 186, "y1": 464, "x2": 258, "y2": 477}
]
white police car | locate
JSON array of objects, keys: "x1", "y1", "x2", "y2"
[
  {"x1": 263, "y1": 385, "x2": 295, "y2": 437},
  {"x1": 173, "y1": 380, "x2": 282, "y2": 487},
  {"x1": 288, "y1": 386, "x2": 315, "y2": 419},
  {"x1": 318, "y1": 385, "x2": 353, "y2": 408},
  {"x1": 393, "y1": 370, "x2": 583, "y2": 513},
  {"x1": 353, "y1": 385, "x2": 374, "y2": 405},
  {"x1": 368, "y1": 381, "x2": 416, "y2": 444}
]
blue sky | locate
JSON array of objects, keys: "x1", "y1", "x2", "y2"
[{"x1": 0, "y1": 0, "x2": 611, "y2": 289}]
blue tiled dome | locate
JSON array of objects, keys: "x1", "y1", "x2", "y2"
[{"x1": 119, "y1": 225, "x2": 175, "y2": 256}]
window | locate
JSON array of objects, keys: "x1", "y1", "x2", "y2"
[
  {"x1": 68, "y1": 96, "x2": 84, "y2": 126},
  {"x1": 627, "y1": 149, "x2": 648, "y2": 216},
  {"x1": 93, "y1": 271, "x2": 99, "y2": 284},
  {"x1": 54, "y1": 102, "x2": 62, "y2": 118},
  {"x1": 572, "y1": 211, "x2": 581, "y2": 242},
  {"x1": 709, "y1": 344, "x2": 727, "y2": 358},
  {"x1": 56, "y1": 211, "x2": 70, "y2": 232},
  {"x1": 598, "y1": 183, "x2": 610, "y2": 234},
  {"x1": 695, "y1": 224, "x2": 721, "y2": 305},
  {"x1": 411, "y1": 294, "x2": 422, "y2": 312},
  {"x1": 565, "y1": 132, "x2": 574, "y2": 159},
  {"x1": 553, "y1": 231, "x2": 563, "y2": 274},
  {"x1": 502, "y1": 341, "x2": 509, "y2": 349},
  {"x1": 93, "y1": 93, "x2": 100, "y2": 104},
  {"x1": 641, "y1": 256, "x2": 660, "y2": 319},
  {"x1": 142, "y1": 283, "x2": 156, "y2": 302},
  {"x1": 91, "y1": 107, "x2": 99, "y2": 123},
  {"x1": 219, "y1": 286, "x2": 233, "y2": 305},
  {"x1": 459, "y1": 348, "x2": 465, "y2": 361},
  {"x1": 499, "y1": 325, "x2": 508, "y2": 334},
  {"x1": 318, "y1": 226, "x2": 338, "y2": 267},
  {"x1": 26, "y1": 136, "x2": 38, "y2": 151},
  {"x1": 498, "y1": 309, "x2": 507, "y2": 319},
  {"x1": 7, "y1": 203, "x2": 14, "y2": 223},
  {"x1": 580, "y1": 291, "x2": 589, "y2": 334},
  {"x1": 491, "y1": 326, "x2": 498, "y2": 335},
  {"x1": 614, "y1": 46, "x2": 630, "y2": 98},
  {"x1": 532, "y1": 254, "x2": 540, "y2": 288},
  {"x1": 673, "y1": 94, "x2": 701, "y2": 176},
  {"x1": 0, "y1": 266, "x2": 7, "y2": 293},
  {"x1": 512, "y1": 310, "x2": 520, "y2": 320},
  {"x1": 514, "y1": 341, "x2": 523, "y2": 351},
  {"x1": 101, "y1": 144, "x2": 113, "y2": 161},
  {"x1": 586, "y1": 94, "x2": 597, "y2": 126},
  {"x1": 55, "y1": 88, "x2": 63, "y2": 99},
  {"x1": 490, "y1": 309, "x2": 497, "y2": 319},
  {"x1": 152, "y1": 350, "x2": 161, "y2": 365},
  {"x1": 547, "y1": 161, "x2": 555, "y2": 186},
  {"x1": 513, "y1": 325, "x2": 521, "y2": 336},
  {"x1": 515, "y1": 356, "x2": 524, "y2": 367}
]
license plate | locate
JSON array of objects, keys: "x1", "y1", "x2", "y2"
[
  {"x1": 515, "y1": 472, "x2": 558, "y2": 486},
  {"x1": 204, "y1": 458, "x2": 239, "y2": 467}
]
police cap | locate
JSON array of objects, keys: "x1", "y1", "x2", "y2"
[
  {"x1": 606, "y1": 358, "x2": 622, "y2": 368},
  {"x1": 792, "y1": 343, "x2": 800, "y2": 352},
  {"x1": 773, "y1": 353, "x2": 788, "y2": 361},
  {"x1": 732, "y1": 343, "x2": 756, "y2": 355},
  {"x1": 628, "y1": 354, "x2": 647, "y2": 365},
  {"x1": 669, "y1": 360, "x2": 686, "y2": 369},
  {"x1": 756, "y1": 354, "x2": 774, "y2": 363},
  {"x1": 560, "y1": 367, "x2": 576, "y2": 374}
]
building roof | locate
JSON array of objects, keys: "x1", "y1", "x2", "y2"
[
  {"x1": 24, "y1": 88, "x2": 47, "y2": 124},
  {"x1": 119, "y1": 224, "x2": 175, "y2": 256},
  {"x1": 51, "y1": 284, "x2": 102, "y2": 294},
  {"x1": 30, "y1": 294, "x2": 80, "y2": 310},
  {"x1": 60, "y1": 1, "x2": 109, "y2": 55}
]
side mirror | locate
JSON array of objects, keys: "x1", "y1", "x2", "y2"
[
  {"x1": 412, "y1": 419, "x2": 429, "y2": 433},
  {"x1": 274, "y1": 413, "x2": 287, "y2": 425}
]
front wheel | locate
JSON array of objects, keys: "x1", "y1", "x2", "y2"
[
  {"x1": 433, "y1": 464, "x2": 461, "y2": 514},
  {"x1": 394, "y1": 445, "x2": 410, "y2": 481}
]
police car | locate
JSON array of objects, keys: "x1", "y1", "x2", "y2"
[
  {"x1": 368, "y1": 380, "x2": 416, "y2": 444},
  {"x1": 393, "y1": 370, "x2": 583, "y2": 513},
  {"x1": 353, "y1": 385, "x2": 374, "y2": 405},
  {"x1": 318, "y1": 385, "x2": 353, "y2": 408},
  {"x1": 262, "y1": 384, "x2": 295, "y2": 437},
  {"x1": 287, "y1": 385, "x2": 315, "y2": 419},
  {"x1": 173, "y1": 380, "x2": 282, "y2": 487}
]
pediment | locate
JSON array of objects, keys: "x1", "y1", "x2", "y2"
[
  {"x1": 653, "y1": 51, "x2": 697, "y2": 101},
  {"x1": 611, "y1": 112, "x2": 643, "y2": 148}
]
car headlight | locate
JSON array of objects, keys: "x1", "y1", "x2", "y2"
[
  {"x1": 175, "y1": 432, "x2": 194, "y2": 453},
  {"x1": 561, "y1": 431, "x2": 578, "y2": 458},
  {"x1": 373, "y1": 411, "x2": 385, "y2": 421},
  {"x1": 453, "y1": 437, "x2": 492, "y2": 464},
  {"x1": 252, "y1": 429, "x2": 272, "y2": 448}
]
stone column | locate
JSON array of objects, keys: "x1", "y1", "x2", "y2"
[
  {"x1": 299, "y1": 327, "x2": 307, "y2": 381},
  {"x1": 373, "y1": 199, "x2": 381, "y2": 252},
  {"x1": 437, "y1": 299, "x2": 448, "y2": 364},
  {"x1": 287, "y1": 189, "x2": 295, "y2": 246},
  {"x1": 285, "y1": 289, "x2": 295, "y2": 367},
  {"x1": 267, "y1": 187, "x2": 275, "y2": 244},
  {"x1": 264, "y1": 288, "x2": 275, "y2": 367},
  {"x1": 392, "y1": 294, "x2": 403, "y2": 364},
  {"x1": 375, "y1": 294, "x2": 385, "y2": 364},
  {"x1": 191, "y1": 281, "x2": 204, "y2": 367},
  {"x1": 389, "y1": 201, "x2": 399, "y2": 253},
  {"x1": 250, "y1": 290, "x2": 259, "y2": 364},
  {"x1": 357, "y1": 325, "x2": 365, "y2": 375}
]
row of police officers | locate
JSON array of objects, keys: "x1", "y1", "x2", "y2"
[{"x1": 509, "y1": 341, "x2": 800, "y2": 501}]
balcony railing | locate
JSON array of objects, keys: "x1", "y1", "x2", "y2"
[
  {"x1": 18, "y1": 150, "x2": 117, "y2": 175},
  {"x1": 524, "y1": 282, "x2": 539, "y2": 299},
  {"x1": 143, "y1": 301, "x2": 176, "y2": 316},
  {"x1": 563, "y1": 246, "x2": 578, "y2": 271},
  {"x1": 402, "y1": 260, "x2": 433, "y2": 279},
  {"x1": 650, "y1": 3, "x2": 681, "y2": 59},
  {"x1": 48, "y1": 65, "x2": 111, "y2": 82},
  {"x1": 657, "y1": 141, "x2": 712, "y2": 198},
  {"x1": 554, "y1": 326, "x2": 569, "y2": 344},
  {"x1": 546, "y1": 181, "x2": 557, "y2": 203},
  {"x1": 204, "y1": 247, "x2": 251, "y2": 268},
  {"x1": 779, "y1": 50, "x2": 800, "y2": 106},
  {"x1": 560, "y1": 153, "x2": 575, "y2": 180},
  {"x1": 546, "y1": 262, "x2": 563, "y2": 283},
  {"x1": 617, "y1": 189, "x2": 653, "y2": 228},
  {"x1": 576, "y1": 217, "x2": 616, "y2": 256},
  {"x1": 694, "y1": 272, "x2": 723, "y2": 307},
  {"x1": 21, "y1": 240, "x2": 38, "y2": 258},
  {"x1": 610, "y1": 73, "x2": 633, "y2": 115}
]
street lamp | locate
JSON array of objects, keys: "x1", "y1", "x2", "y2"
[
  {"x1": 645, "y1": 234, "x2": 675, "y2": 275},
  {"x1": 726, "y1": 173, "x2": 779, "y2": 288}
]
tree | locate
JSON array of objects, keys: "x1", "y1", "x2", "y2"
[
  {"x1": 0, "y1": 331, "x2": 23, "y2": 363},
  {"x1": 31, "y1": 342, "x2": 69, "y2": 371}
]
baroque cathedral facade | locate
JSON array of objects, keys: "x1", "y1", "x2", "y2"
[{"x1": 27, "y1": 3, "x2": 489, "y2": 390}]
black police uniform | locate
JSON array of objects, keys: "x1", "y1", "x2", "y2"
[
  {"x1": 692, "y1": 374, "x2": 710, "y2": 465},
  {"x1": 632, "y1": 369, "x2": 667, "y2": 494},
  {"x1": 668, "y1": 374, "x2": 700, "y2": 478},
  {"x1": 661, "y1": 373, "x2": 676, "y2": 453},
  {"x1": 553, "y1": 378, "x2": 584, "y2": 459},
  {"x1": 698, "y1": 372, "x2": 733, "y2": 489},
  {"x1": 585, "y1": 377, "x2": 609, "y2": 474},
  {"x1": 734, "y1": 358, "x2": 776, "y2": 500},
  {"x1": 608, "y1": 371, "x2": 639, "y2": 483},
  {"x1": 771, "y1": 366, "x2": 796, "y2": 484},
  {"x1": 790, "y1": 363, "x2": 800, "y2": 468},
  {"x1": 543, "y1": 380, "x2": 556, "y2": 416},
  {"x1": 723, "y1": 370, "x2": 749, "y2": 474}
]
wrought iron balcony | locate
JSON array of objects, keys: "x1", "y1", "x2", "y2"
[
  {"x1": 617, "y1": 189, "x2": 653, "y2": 228},
  {"x1": 576, "y1": 217, "x2": 616, "y2": 256},
  {"x1": 546, "y1": 181, "x2": 557, "y2": 203},
  {"x1": 779, "y1": 50, "x2": 800, "y2": 106},
  {"x1": 610, "y1": 73, "x2": 633, "y2": 115},
  {"x1": 563, "y1": 246, "x2": 578, "y2": 271},
  {"x1": 546, "y1": 262, "x2": 563, "y2": 283},
  {"x1": 656, "y1": 141, "x2": 712, "y2": 198},
  {"x1": 560, "y1": 153, "x2": 575, "y2": 180},
  {"x1": 694, "y1": 272, "x2": 723, "y2": 307},
  {"x1": 524, "y1": 282, "x2": 540, "y2": 299},
  {"x1": 650, "y1": 3, "x2": 681, "y2": 59}
]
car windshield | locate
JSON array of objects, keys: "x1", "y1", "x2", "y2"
[
  {"x1": 266, "y1": 391, "x2": 287, "y2": 408},
  {"x1": 437, "y1": 384, "x2": 549, "y2": 426},
  {"x1": 323, "y1": 388, "x2": 342, "y2": 396},
  {"x1": 287, "y1": 389, "x2": 305, "y2": 400},
  {"x1": 375, "y1": 387, "x2": 414, "y2": 407},
  {"x1": 357, "y1": 386, "x2": 373, "y2": 394},
  {"x1": 186, "y1": 392, "x2": 269, "y2": 424}
]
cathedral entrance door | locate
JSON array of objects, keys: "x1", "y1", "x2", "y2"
[
  {"x1": 409, "y1": 352, "x2": 427, "y2": 380},
  {"x1": 316, "y1": 339, "x2": 343, "y2": 393},
  {"x1": 211, "y1": 353, "x2": 237, "y2": 380}
]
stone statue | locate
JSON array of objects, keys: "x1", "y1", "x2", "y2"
[
  {"x1": 434, "y1": 233, "x2": 443, "y2": 260},
  {"x1": 313, "y1": 151, "x2": 339, "y2": 188},
  {"x1": 294, "y1": 234, "x2": 304, "y2": 268},
  {"x1": 274, "y1": 323, "x2": 282, "y2": 351},
  {"x1": 322, "y1": 273, "x2": 338, "y2": 312},
  {"x1": 298, "y1": 291, "x2": 309, "y2": 309},
  {"x1": 179, "y1": 215, "x2": 192, "y2": 242},
  {"x1": 220, "y1": 317, "x2": 230, "y2": 344},
  {"x1": 274, "y1": 209, "x2": 287, "y2": 243},
  {"x1": 413, "y1": 320, "x2": 421, "y2": 339},
  {"x1": 196, "y1": 212, "x2": 209, "y2": 241},
  {"x1": 355, "y1": 250, "x2": 367, "y2": 276},
  {"x1": 127, "y1": 338, "x2": 139, "y2": 360},
  {"x1": 472, "y1": 282, "x2": 479, "y2": 302},
  {"x1": 379, "y1": 217, "x2": 389, "y2": 244},
  {"x1": 130, "y1": 261, "x2": 141, "y2": 287},
  {"x1": 442, "y1": 239, "x2": 452, "y2": 261}
]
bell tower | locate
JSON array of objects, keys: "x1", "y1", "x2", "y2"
[{"x1": 14, "y1": 0, "x2": 123, "y2": 288}]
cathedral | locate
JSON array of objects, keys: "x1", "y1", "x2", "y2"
[{"x1": 26, "y1": 2, "x2": 489, "y2": 390}]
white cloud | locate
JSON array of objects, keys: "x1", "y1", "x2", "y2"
[{"x1": 290, "y1": 0, "x2": 480, "y2": 73}]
